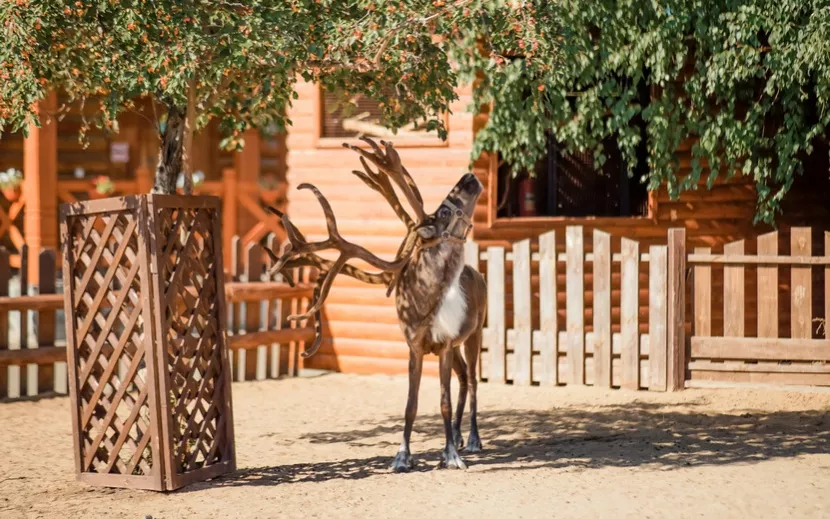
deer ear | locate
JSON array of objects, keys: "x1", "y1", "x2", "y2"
[{"x1": 416, "y1": 225, "x2": 437, "y2": 240}]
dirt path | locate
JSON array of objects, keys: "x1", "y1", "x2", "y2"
[{"x1": 2, "y1": 373, "x2": 830, "y2": 518}]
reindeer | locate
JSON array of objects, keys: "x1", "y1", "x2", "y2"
[{"x1": 265, "y1": 138, "x2": 485, "y2": 471}]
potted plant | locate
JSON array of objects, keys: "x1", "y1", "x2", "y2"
[
  {"x1": 91, "y1": 175, "x2": 115, "y2": 199},
  {"x1": 0, "y1": 168, "x2": 23, "y2": 201}
]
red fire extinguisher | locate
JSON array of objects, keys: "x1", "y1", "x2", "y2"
[{"x1": 517, "y1": 175, "x2": 537, "y2": 217}]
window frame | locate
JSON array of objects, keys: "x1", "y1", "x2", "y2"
[
  {"x1": 313, "y1": 85, "x2": 450, "y2": 149},
  {"x1": 485, "y1": 148, "x2": 658, "y2": 229}
]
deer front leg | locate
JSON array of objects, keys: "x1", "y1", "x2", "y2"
[
  {"x1": 440, "y1": 345, "x2": 467, "y2": 469},
  {"x1": 451, "y1": 348, "x2": 468, "y2": 451},
  {"x1": 391, "y1": 350, "x2": 423, "y2": 473}
]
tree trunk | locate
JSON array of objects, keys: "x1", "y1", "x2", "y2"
[
  {"x1": 181, "y1": 80, "x2": 197, "y2": 195},
  {"x1": 152, "y1": 105, "x2": 185, "y2": 194}
]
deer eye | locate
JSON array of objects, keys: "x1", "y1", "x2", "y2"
[{"x1": 437, "y1": 206, "x2": 451, "y2": 219}]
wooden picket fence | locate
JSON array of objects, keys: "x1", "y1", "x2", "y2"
[
  {"x1": 466, "y1": 227, "x2": 687, "y2": 390},
  {"x1": 0, "y1": 234, "x2": 313, "y2": 401},
  {"x1": 688, "y1": 228, "x2": 830, "y2": 387}
]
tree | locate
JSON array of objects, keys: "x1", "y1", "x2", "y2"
[
  {"x1": 448, "y1": 1, "x2": 830, "y2": 224},
  {"x1": 0, "y1": 0, "x2": 465, "y2": 194},
  {"x1": 7, "y1": 1, "x2": 821, "y2": 222}
]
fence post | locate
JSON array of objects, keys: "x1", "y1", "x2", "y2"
[
  {"x1": 222, "y1": 168, "x2": 238, "y2": 268},
  {"x1": 667, "y1": 228, "x2": 686, "y2": 391}
]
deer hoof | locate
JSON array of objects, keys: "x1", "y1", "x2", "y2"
[
  {"x1": 441, "y1": 448, "x2": 467, "y2": 470},
  {"x1": 465, "y1": 434, "x2": 482, "y2": 453},
  {"x1": 391, "y1": 451, "x2": 414, "y2": 473}
]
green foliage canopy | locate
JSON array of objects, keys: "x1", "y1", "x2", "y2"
[
  {"x1": 451, "y1": 0, "x2": 830, "y2": 224},
  {"x1": 3, "y1": 0, "x2": 830, "y2": 219}
]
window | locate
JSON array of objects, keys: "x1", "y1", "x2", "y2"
[
  {"x1": 316, "y1": 87, "x2": 447, "y2": 147},
  {"x1": 495, "y1": 134, "x2": 649, "y2": 219}
]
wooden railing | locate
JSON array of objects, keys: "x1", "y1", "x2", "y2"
[
  {"x1": 0, "y1": 236, "x2": 312, "y2": 401},
  {"x1": 688, "y1": 228, "x2": 830, "y2": 387}
]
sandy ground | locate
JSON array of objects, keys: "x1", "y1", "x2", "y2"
[{"x1": 2, "y1": 373, "x2": 830, "y2": 519}]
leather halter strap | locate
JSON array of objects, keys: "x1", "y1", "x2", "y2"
[{"x1": 437, "y1": 199, "x2": 473, "y2": 245}]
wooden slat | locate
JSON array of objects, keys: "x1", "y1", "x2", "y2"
[
  {"x1": 537, "y1": 231, "x2": 557, "y2": 385},
  {"x1": 231, "y1": 236, "x2": 244, "y2": 381},
  {"x1": 689, "y1": 360, "x2": 830, "y2": 374},
  {"x1": 691, "y1": 337, "x2": 830, "y2": 361},
  {"x1": 723, "y1": 240, "x2": 745, "y2": 337},
  {"x1": 620, "y1": 238, "x2": 638, "y2": 390},
  {"x1": 0, "y1": 346, "x2": 66, "y2": 367},
  {"x1": 486, "y1": 246, "x2": 506, "y2": 383},
  {"x1": 464, "y1": 240, "x2": 481, "y2": 380},
  {"x1": 593, "y1": 230, "x2": 611, "y2": 388},
  {"x1": 21, "y1": 244, "x2": 37, "y2": 397},
  {"x1": 693, "y1": 247, "x2": 712, "y2": 337},
  {"x1": 667, "y1": 228, "x2": 686, "y2": 391},
  {"x1": 39, "y1": 250, "x2": 59, "y2": 394},
  {"x1": 244, "y1": 243, "x2": 266, "y2": 381},
  {"x1": 224, "y1": 282, "x2": 314, "y2": 302},
  {"x1": 0, "y1": 249, "x2": 9, "y2": 399},
  {"x1": 566, "y1": 226, "x2": 585, "y2": 385},
  {"x1": 512, "y1": 239, "x2": 532, "y2": 385},
  {"x1": 687, "y1": 254, "x2": 830, "y2": 265},
  {"x1": 791, "y1": 227, "x2": 812, "y2": 339},
  {"x1": 649, "y1": 245, "x2": 668, "y2": 391},
  {"x1": 757, "y1": 232, "x2": 778, "y2": 338},
  {"x1": 228, "y1": 327, "x2": 316, "y2": 350}
]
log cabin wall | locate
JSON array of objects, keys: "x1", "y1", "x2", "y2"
[{"x1": 285, "y1": 81, "x2": 476, "y2": 376}]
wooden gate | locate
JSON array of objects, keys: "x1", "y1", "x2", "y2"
[
  {"x1": 470, "y1": 226, "x2": 686, "y2": 390},
  {"x1": 688, "y1": 228, "x2": 830, "y2": 386}
]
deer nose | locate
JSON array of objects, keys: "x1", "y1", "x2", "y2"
[{"x1": 461, "y1": 173, "x2": 482, "y2": 191}]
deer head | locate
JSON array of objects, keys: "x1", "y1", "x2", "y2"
[{"x1": 265, "y1": 137, "x2": 478, "y2": 358}]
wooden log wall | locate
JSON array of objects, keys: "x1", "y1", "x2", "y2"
[{"x1": 284, "y1": 80, "x2": 476, "y2": 376}]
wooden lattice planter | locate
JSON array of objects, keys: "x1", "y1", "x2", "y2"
[{"x1": 59, "y1": 194, "x2": 236, "y2": 491}]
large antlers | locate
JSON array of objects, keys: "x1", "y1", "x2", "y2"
[
  {"x1": 266, "y1": 138, "x2": 427, "y2": 358},
  {"x1": 345, "y1": 137, "x2": 426, "y2": 227}
]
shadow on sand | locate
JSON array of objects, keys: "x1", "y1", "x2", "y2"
[{"x1": 187, "y1": 401, "x2": 830, "y2": 490}]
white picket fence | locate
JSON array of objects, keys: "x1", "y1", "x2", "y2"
[{"x1": 466, "y1": 226, "x2": 686, "y2": 391}]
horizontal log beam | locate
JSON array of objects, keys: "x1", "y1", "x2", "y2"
[
  {"x1": 688, "y1": 254, "x2": 830, "y2": 265},
  {"x1": 0, "y1": 282, "x2": 309, "y2": 312},
  {"x1": 224, "y1": 281, "x2": 314, "y2": 302},
  {"x1": 691, "y1": 337, "x2": 830, "y2": 361},
  {"x1": 0, "y1": 346, "x2": 66, "y2": 367},
  {"x1": 227, "y1": 327, "x2": 315, "y2": 350}
]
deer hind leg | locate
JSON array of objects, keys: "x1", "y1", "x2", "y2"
[
  {"x1": 451, "y1": 347, "x2": 468, "y2": 451},
  {"x1": 464, "y1": 328, "x2": 483, "y2": 452},
  {"x1": 391, "y1": 350, "x2": 423, "y2": 473},
  {"x1": 440, "y1": 345, "x2": 466, "y2": 469}
]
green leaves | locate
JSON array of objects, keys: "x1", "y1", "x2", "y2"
[
  {"x1": 3, "y1": 0, "x2": 830, "y2": 221},
  {"x1": 459, "y1": 0, "x2": 830, "y2": 224}
]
